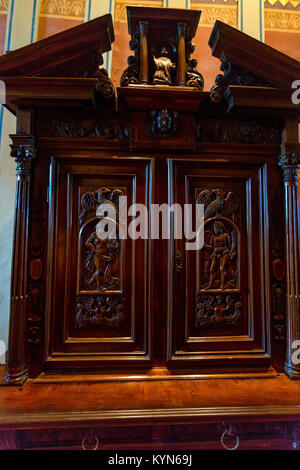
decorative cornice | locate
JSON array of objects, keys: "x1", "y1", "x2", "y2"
[{"x1": 10, "y1": 136, "x2": 37, "y2": 180}]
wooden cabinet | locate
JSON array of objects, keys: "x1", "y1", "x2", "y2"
[{"x1": 0, "y1": 6, "x2": 300, "y2": 450}]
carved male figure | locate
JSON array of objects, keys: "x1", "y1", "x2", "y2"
[
  {"x1": 204, "y1": 221, "x2": 236, "y2": 290},
  {"x1": 153, "y1": 47, "x2": 175, "y2": 86}
]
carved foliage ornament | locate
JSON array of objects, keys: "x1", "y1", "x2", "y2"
[
  {"x1": 43, "y1": 118, "x2": 129, "y2": 140},
  {"x1": 76, "y1": 295, "x2": 124, "y2": 329},
  {"x1": 147, "y1": 109, "x2": 179, "y2": 139},
  {"x1": 197, "y1": 293, "x2": 242, "y2": 328},
  {"x1": 210, "y1": 59, "x2": 274, "y2": 103},
  {"x1": 120, "y1": 31, "x2": 140, "y2": 87}
]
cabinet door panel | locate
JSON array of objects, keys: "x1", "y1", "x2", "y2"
[
  {"x1": 45, "y1": 157, "x2": 152, "y2": 368},
  {"x1": 168, "y1": 159, "x2": 271, "y2": 371}
]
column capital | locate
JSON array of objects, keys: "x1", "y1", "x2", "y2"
[
  {"x1": 177, "y1": 22, "x2": 187, "y2": 34},
  {"x1": 10, "y1": 135, "x2": 36, "y2": 180},
  {"x1": 279, "y1": 145, "x2": 300, "y2": 183}
]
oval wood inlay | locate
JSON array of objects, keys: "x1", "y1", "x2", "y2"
[
  {"x1": 272, "y1": 259, "x2": 285, "y2": 281},
  {"x1": 29, "y1": 259, "x2": 43, "y2": 281}
]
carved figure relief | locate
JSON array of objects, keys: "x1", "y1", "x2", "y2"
[
  {"x1": 147, "y1": 109, "x2": 178, "y2": 138},
  {"x1": 203, "y1": 221, "x2": 238, "y2": 291},
  {"x1": 153, "y1": 47, "x2": 175, "y2": 86},
  {"x1": 76, "y1": 295, "x2": 124, "y2": 329},
  {"x1": 76, "y1": 187, "x2": 125, "y2": 330},
  {"x1": 196, "y1": 294, "x2": 242, "y2": 328},
  {"x1": 79, "y1": 187, "x2": 124, "y2": 293},
  {"x1": 84, "y1": 232, "x2": 120, "y2": 292},
  {"x1": 196, "y1": 188, "x2": 241, "y2": 329}
]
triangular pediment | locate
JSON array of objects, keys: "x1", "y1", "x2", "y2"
[
  {"x1": 0, "y1": 14, "x2": 114, "y2": 78},
  {"x1": 209, "y1": 20, "x2": 300, "y2": 89}
]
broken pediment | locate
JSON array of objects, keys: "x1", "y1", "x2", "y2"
[
  {"x1": 209, "y1": 20, "x2": 300, "y2": 90},
  {"x1": 0, "y1": 14, "x2": 114, "y2": 78},
  {"x1": 209, "y1": 20, "x2": 300, "y2": 116},
  {"x1": 0, "y1": 14, "x2": 115, "y2": 113}
]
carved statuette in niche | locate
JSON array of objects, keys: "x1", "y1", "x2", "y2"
[{"x1": 153, "y1": 47, "x2": 176, "y2": 86}]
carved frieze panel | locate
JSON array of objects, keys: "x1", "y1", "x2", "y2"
[
  {"x1": 36, "y1": 111, "x2": 129, "y2": 140},
  {"x1": 196, "y1": 118, "x2": 281, "y2": 145}
]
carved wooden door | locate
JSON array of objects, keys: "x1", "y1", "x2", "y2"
[
  {"x1": 45, "y1": 156, "x2": 152, "y2": 370},
  {"x1": 168, "y1": 158, "x2": 272, "y2": 372}
]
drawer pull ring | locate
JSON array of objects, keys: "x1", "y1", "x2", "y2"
[
  {"x1": 220, "y1": 431, "x2": 239, "y2": 451},
  {"x1": 82, "y1": 434, "x2": 99, "y2": 451}
]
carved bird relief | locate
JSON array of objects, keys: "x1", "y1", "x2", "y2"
[
  {"x1": 196, "y1": 189, "x2": 239, "y2": 220},
  {"x1": 80, "y1": 187, "x2": 124, "y2": 224}
]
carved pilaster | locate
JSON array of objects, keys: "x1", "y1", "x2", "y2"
[
  {"x1": 5, "y1": 135, "x2": 36, "y2": 385},
  {"x1": 279, "y1": 147, "x2": 300, "y2": 379}
]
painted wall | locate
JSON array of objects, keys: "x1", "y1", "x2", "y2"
[{"x1": 0, "y1": 0, "x2": 299, "y2": 363}]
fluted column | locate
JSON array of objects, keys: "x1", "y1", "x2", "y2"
[
  {"x1": 279, "y1": 146, "x2": 300, "y2": 379},
  {"x1": 5, "y1": 136, "x2": 36, "y2": 385},
  {"x1": 139, "y1": 21, "x2": 149, "y2": 85},
  {"x1": 177, "y1": 22, "x2": 187, "y2": 86}
]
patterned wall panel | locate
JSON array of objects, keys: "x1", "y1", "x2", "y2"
[
  {"x1": 265, "y1": 0, "x2": 300, "y2": 60},
  {"x1": 37, "y1": 0, "x2": 87, "y2": 40},
  {"x1": 191, "y1": 0, "x2": 238, "y2": 90}
]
